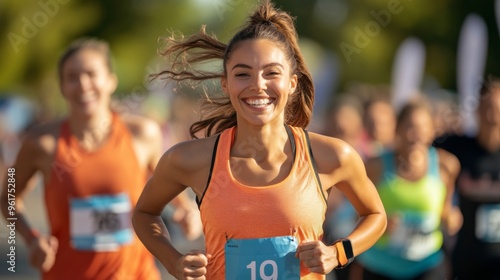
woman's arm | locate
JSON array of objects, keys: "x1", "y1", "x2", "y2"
[
  {"x1": 128, "y1": 115, "x2": 203, "y2": 241},
  {"x1": 437, "y1": 148, "x2": 462, "y2": 235},
  {"x1": 1, "y1": 135, "x2": 40, "y2": 246},
  {"x1": 329, "y1": 142, "x2": 387, "y2": 256},
  {"x1": 0, "y1": 133, "x2": 58, "y2": 271},
  {"x1": 132, "y1": 140, "x2": 211, "y2": 279},
  {"x1": 132, "y1": 147, "x2": 188, "y2": 273},
  {"x1": 296, "y1": 134, "x2": 386, "y2": 273}
]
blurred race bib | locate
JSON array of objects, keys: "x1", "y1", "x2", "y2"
[
  {"x1": 476, "y1": 204, "x2": 500, "y2": 243},
  {"x1": 70, "y1": 193, "x2": 133, "y2": 251},
  {"x1": 389, "y1": 212, "x2": 440, "y2": 260}
]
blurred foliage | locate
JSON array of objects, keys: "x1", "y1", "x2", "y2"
[
  {"x1": 275, "y1": 0, "x2": 500, "y2": 92},
  {"x1": 1, "y1": 0, "x2": 499, "y2": 116}
]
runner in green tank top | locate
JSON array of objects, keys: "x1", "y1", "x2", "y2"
[{"x1": 357, "y1": 99, "x2": 462, "y2": 280}]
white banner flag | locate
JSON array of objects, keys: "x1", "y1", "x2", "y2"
[
  {"x1": 457, "y1": 14, "x2": 488, "y2": 137},
  {"x1": 391, "y1": 37, "x2": 426, "y2": 113}
]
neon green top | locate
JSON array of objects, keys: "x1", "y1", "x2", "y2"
[{"x1": 358, "y1": 147, "x2": 446, "y2": 278}]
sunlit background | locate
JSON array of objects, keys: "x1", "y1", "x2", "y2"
[{"x1": 2, "y1": 0, "x2": 500, "y2": 120}]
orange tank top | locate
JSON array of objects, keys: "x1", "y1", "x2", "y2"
[
  {"x1": 199, "y1": 126, "x2": 328, "y2": 279},
  {"x1": 44, "y1": 114, "x2": 160, "y2": 280}
]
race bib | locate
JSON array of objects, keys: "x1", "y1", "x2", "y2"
[
  {"x1": 389, "y1": 212, "x2": 440, "y2": 260},
  {"x1": 225, "y1": 236, "x2": 300, "y2": 280},
  {"x1": 70, "y1": 193, "x2": 133, "y2": 251},
  {"x1": 476, "y1": 204, "x2": 500, "y2": 243}
]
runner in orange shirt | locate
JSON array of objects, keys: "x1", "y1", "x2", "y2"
[
  {"x1": 133, "y1": 1, "x2": 387, "y2": 279},
  {"x1": 0, "y1": 38, "x2": 199, "y2": 279}
]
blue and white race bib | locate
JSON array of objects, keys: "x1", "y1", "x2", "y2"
[
  {"x1": 389, "y1": 211, "x2": 440, "y2": 260},
  {"x1": 476, "y1": 204, "x2": 500, "y2": 243},
  {"x1": 70, "y1": 193, "x2": 133, "y2": 251},
  {"x1": 225, "y1": 236, "x2": 300, "y2": 280}
]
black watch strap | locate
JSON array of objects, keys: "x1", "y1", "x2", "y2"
[{"x1": 334, "y1": 238, "x2": 354, "y2": 269}]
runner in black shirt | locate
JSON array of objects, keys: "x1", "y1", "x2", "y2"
[{"x1": 434, "y1": 76, "x2": 500, "y2": 280}]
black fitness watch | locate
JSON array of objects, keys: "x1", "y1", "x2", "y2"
[{"x1": 334, "y1": 238, "x2": 354, "y2": 269}]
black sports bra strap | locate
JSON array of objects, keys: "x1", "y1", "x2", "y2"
[
  {"x1": 196, "y1": 133, "x2": 221, "y2": 208},
  {"x1": 303, "y1": 129, "x2": 327, "y2": 205},
  {"x1": 285, "y1": 125, "x2": 296, "y2": 162}
]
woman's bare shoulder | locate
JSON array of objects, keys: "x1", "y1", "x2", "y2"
[
  {"x1": 305, "y1": 131, "x2": 375, "y2": 191},
  {"x1": 306, "y1": 132, "x2": 361, "y2": 170},
  {"x1": 160, "y1": 135, "x2": 220, "y2": 172},
  {"x1": 22, "y1": 119, "x2": 63, "y2": 155},
  {"x1": 14, "y1": 119, "x2": 64, "y2": 171}
]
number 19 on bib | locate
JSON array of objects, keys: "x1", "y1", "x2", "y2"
[{"x1": 225, "y1": 236, "x2": 300, "y2": 280}]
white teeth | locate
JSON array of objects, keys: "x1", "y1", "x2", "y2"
[
  {"x1": 81, "y1": 95, "x2": 95, "y2": 102},
  {"x1": 246, "y1": 99, "x2": 271, "y2": 107}
]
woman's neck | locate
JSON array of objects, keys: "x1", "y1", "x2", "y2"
[
  {"x1": 394, "y1": 145, "x2": 429, "y2": 180},
  {"x1": 232, "y1": 123, "x2": 290, "y2": 162},
  {"x1": 68, "y1": 109, "x2": 114, "y2": 151}
]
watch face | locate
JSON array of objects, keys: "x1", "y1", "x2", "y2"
[{"x1": 342, "y1": 239, "x2": 354, "y2": 260}]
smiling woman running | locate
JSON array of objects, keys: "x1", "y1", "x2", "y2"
[{"x1": 132, "y1": 1, "x2": 386, "y2": 279}]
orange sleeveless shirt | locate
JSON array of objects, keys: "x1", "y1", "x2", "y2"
[
  {"x1": 199, "y1": 126, "x2": 328, "y2": 279},
  {"x1": 44, "y1": 114, "x2": 160, "y2": 280}
]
